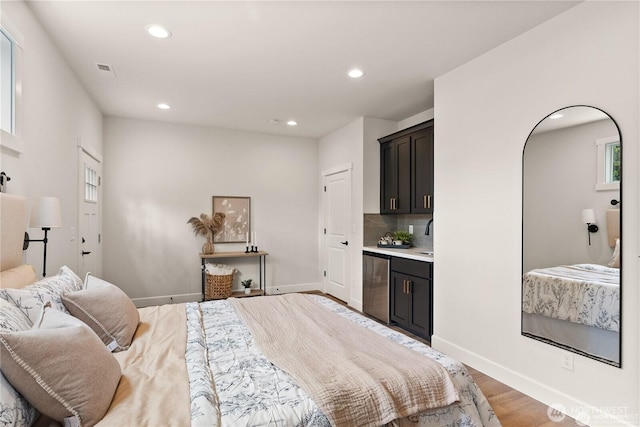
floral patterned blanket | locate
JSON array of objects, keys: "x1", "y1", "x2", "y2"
[
  {"x1": 522, "y1": 264, "x2": 620, "y2": 332},
  {"x1": 186, "y1": 295, "x2": 500, "y2": 427}
]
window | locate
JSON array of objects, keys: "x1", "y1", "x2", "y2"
[
  {"x1": 0, "y1": 15, "x2": 23, "y2": 153},
  {"x1": 606, "y1": 141, "x2": 621, "y2": 183},
  {"x1": 596, "y1": 136, "x2": 621, "y2": 191},
  {"x1": 84, "y1": 165, "x2": 98, "y2": 203},
  {"x1": 1, "y1": 27, "x2": 14, "y2": 134}
]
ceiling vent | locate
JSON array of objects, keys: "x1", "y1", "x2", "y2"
[{"x1": 94, "y1": 63, "x2": 116, "y2": 77}]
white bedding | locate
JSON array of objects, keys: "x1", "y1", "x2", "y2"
[{"x1": 2, "y1": 290, "x2": 500, "y2": 427}]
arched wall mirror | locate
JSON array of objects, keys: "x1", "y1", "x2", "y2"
[{"x1": 522, "y1": 105, "x2": 621, "y2": 367}]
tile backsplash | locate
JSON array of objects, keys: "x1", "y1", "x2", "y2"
[{"x1": 364, "y1": 214, "x2": 433, "y2": 248}]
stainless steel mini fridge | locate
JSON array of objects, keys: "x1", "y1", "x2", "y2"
[{"x1": 363, "y1": 251, "x2": 390, "y2": 323}]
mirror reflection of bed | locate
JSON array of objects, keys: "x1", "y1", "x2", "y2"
[{"x1": 522, "y1": 105, "x2": 621, "y2": 367}]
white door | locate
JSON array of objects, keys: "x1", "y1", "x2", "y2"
[
  {"x1": 78, "y1": 149, "x2": 101, "y2": 279},
  {"x1": 323, "y1": 168, "x2": 351, "y2": 303}
]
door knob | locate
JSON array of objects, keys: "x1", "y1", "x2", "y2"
[
  {"x1": 340, "y1": 241, "x2": 349, "y2": 246},
  {"x1": 81, "y1": 251, "x2": 92, "y2": 256}
]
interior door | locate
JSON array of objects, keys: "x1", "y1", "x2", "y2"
[
  {"x1": 78, "y1": 149, "x2": 101, "y2": 279},
  {"x1": 323, "y1": 168, "x2": 351, "y2": 303}
]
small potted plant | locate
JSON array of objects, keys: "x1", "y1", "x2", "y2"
[
  {"x1": 393, "y1": 231, "x2": 412, "y2": 246},
  {"x1": 241, "y1": 279, "x2": 253, "y2": 295}
]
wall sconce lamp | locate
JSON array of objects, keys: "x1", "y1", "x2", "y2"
[
  {"x1": 23, "y1": 197, "x2": 62, "y2": 277},
  {"x1": 581, "y1": 208, "x2": 598, "y2": 246}
]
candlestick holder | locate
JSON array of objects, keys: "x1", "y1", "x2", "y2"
[
  {"x1": 251, "y1": 245, "x2": 258, "y2": 253},
  {"x1": 245, "y1": 246, "x2": 250, "y2": 253}
]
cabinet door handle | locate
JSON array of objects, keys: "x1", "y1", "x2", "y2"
[
  {"x1": 407, "y1": 280, "x2": 412, "y2": 293},
  {"x1": 402, "y1": 280, "x2": 406, "y2": 294},
  {"x1": 424, "y1": 195, "x2": 432, "y2": 209}
]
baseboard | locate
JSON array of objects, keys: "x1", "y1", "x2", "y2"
[
  {"x1": 431, "y1": 335, "x2": 635, "y2": 427},
  {"x1": 131, "y1": 292, "x2": 202, "y2": 308},
  {"x1": 266, "y1": 282, "x2": 322, "y2": 295}
]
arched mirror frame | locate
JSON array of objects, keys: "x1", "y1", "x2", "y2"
[{"x1": 521, "y1": 105, "x2": 622, "y2": 368}]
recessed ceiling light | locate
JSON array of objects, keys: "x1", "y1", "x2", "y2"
[
  {"x1": 549, "y1": 113, "x2": 563, "y2": 119},
  {"x1": 146, "y1": 24, "x2": 172, "y2": 39},
  {"x1": 348, "y1": 68, "x2": 364, "y2": 78},
  {"x1": 157, "y1": 103, "x2": 171, "y2": 110},
  {"x1": 286, "y1": 120, "x2": 298, "y2": 126},
  {"x1": 268, "y1": 119, "x2": 280, "y2": 125}
]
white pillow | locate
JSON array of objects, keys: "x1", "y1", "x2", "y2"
[
  {"x1": 0, "y1": 298, "x2": 33, "y2": 332},
  {"x1": 0, "y1": 266, "x2": 83, "y2": 323}
]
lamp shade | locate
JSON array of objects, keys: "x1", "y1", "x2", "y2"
[
  {"x1": 29, "y1": 197, "x2": 62, "y2": 228},
  {"x1": 581, "y1": 208, "x2": 596, "y2": 224}
]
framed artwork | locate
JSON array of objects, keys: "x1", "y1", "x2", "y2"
[{"x1": 212, "y1": 196, "x2": 250, "y2": 243}]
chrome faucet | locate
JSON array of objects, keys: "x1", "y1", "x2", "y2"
[{"x1": 425, "y1": 218, "x2": 433, "y2": 235}]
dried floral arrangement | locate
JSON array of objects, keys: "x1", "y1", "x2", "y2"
[{"x1": 187, "y1": 212, "x2": 226, "y2": 254}]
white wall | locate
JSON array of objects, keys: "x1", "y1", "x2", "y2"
[
  {"x1": 318, "y1": 117, "x2": 396, "y2": 308},
  {"x1": 318, "y1": 118, "x2": 363, "y2": 307},
  {"x1": 363, "y1": 117, "x2": 398, "y2": 213},
  {"x1": 524, "y1": 119, "x2": 620, "y2": 271},
  {"x1": 0, "y1": 0, "x2": 103, "y2": 277},
  {"x1": 103, "y1": 117, "x2": 319, "y2": 303},
  {"x1": 433, "y1": 2, "x2": 638, "y2": 425},
  {"x1": 398, "y1": 108, "x2": 434, "y2": 132}
]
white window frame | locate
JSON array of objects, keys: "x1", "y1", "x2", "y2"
[
  {"x1": 0, "y1": 14, "x2": 24, "y2": 154},
  {"x1": 595, "y1": 135, "x2": 620, "y2": 192}
]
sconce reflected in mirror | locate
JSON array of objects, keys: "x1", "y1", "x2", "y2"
[
  {"x1": 581, "y1": 208, "x2": 599, "y2": 245},
  {"x1": 23, "y1": 197, "x2": 62, "y2": 277}
]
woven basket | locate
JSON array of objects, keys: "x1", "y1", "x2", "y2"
[{"x1": 205, "y1": 273, "x2": 234, "y2": 300}]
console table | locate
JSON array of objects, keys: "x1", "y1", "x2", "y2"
[{"x1": 200, "y1": 251, "x2": 268, "y2": 300}]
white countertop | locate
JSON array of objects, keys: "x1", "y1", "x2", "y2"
[{"x1": 363, "y1": 246, "x2": 434, "y2": 262}]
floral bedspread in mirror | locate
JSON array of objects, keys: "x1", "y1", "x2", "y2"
[{"x1": 522, "y1": 264, "x2": 620, "y2": 332}]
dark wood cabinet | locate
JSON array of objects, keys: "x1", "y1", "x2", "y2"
[
  {"x1": 411, "y1": 128, "x2": 434, "y2": 214},
  {"x1": 379, "y1": 120, "x2": 434, "y2": 214},
  {"x1": 389, "y1": 257, "x2": 433, "y2": 340},
  {"x1": 380, "y1": 136, "x2": 411, "y2": 214}
]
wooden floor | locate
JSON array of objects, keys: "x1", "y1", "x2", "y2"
[
  {"x1": 307, "y1": 291, "x2": 579, "y2": 426},
  {"x1": 465, "y1": 365, "x2": 577, "y2": 427}
]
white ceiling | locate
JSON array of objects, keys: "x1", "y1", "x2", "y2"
[
  {"x1": 26, "y1": 1, "x2": 579, "y2": 139},
  {"x1": 530, "y1": 106, "x2": 611, "y2": 135}
]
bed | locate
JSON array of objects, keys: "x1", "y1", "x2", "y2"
[
  {"x1": 522, "y1": 263, "x2": 620, "y2": 365},
  {"x1": 0, "y1": 193, "x2": 500, "y2": 427}
]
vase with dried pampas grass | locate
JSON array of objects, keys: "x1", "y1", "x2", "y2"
[{"x1": 187, "y1": 212, "x2": 226, "y2": 255}]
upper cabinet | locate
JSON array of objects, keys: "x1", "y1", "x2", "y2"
[{"x1": 379, "y1": 120, "x2": 434, "y2": 214}]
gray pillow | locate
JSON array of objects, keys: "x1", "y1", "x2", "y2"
[
  {"x1": 62, "y1": 275, "x2": 139, "y2": 352},
  {"x1": 0, "y1": 305, "x2": 121, "y2": 427}
]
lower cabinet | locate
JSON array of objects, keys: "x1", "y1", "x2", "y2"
[{"x1": 389, "y1": 257, "x2": 433, "y2": 340}]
